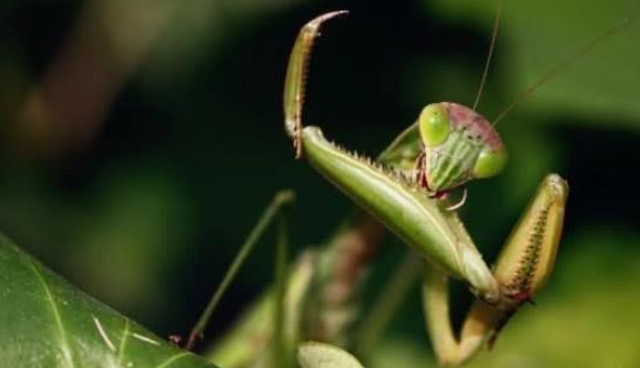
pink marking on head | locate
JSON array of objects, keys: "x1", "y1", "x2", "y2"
[{"x1": 441, "y1": 102, "x2": 504, "y2": 150}]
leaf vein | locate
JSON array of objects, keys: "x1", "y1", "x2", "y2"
[
  {"x1": 154, "y1": 352, "x2": 190, "y2": 368},
  {"x1": 117, "y1": 319, "x2": 130, "y2": 364},
  {"x1": 28, "y1": 260, "x2": 76, "y2": 368}
]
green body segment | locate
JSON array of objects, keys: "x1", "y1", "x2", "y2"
[
  {"x1": 492, "y1": 174, "x2": 568, "y2": 302},
  {"x1": 283, "y1": 11, "x2": 348, "y2": 154},
  {"x1": 300, "y1": 126, "x2": 498, "y2": 302},
  {"x1": 302, "y1": 127, "x2": 464, "y2": 277}
]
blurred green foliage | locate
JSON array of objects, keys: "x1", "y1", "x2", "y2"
[{"x1": 0, "y1": 0, "x2": 639, "y2": 366}]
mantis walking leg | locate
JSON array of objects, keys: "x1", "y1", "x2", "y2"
[
  {"x1": 204, "y1": 197, "x2": 386, "y2": 368},
  {"x1": 187, "y1": 190, "x2": 310, "y2": 368}
]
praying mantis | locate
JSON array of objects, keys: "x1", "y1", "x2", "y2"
[
  {"x1": 282, "y1": 10, "x2": 566, "y2": 367},
  {"x1": 205, "y1": 4, "x2": 635, "y2": 368},
  {"x1": 0, "y1": 3, "x2": 636, "y2": 368}
]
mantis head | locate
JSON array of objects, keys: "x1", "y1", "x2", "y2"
[{"x1": 418, "y1": 102, "x2": 508, "y2": 194}]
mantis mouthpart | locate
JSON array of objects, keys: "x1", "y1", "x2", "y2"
[{"x1": 283, "y1": 11, "x2": 568, "y2": 366}]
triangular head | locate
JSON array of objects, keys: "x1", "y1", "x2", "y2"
[{"x1": 417, "y1": 102, "x2": 508, "y2": 195}]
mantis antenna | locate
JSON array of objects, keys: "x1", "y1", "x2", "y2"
[
  {"x1": 472, "y1": 0, "x2": 503, "y2": 110},
  {"x1": 493, "y1": 3, "x2": 639, "y2": 125}
]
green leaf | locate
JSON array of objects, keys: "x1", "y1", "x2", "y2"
[
  {"x1": 0, "y1": 232, "x2": 217, "y2": 368},
  {"x1": 429, "y1": 0, "x2": 640, "y2": 126},
  {"x1": 298, "y1": 342, "x2": 365, "y2": 368}
]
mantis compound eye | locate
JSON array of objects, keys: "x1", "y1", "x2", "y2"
[
  {"x1": 472, "y1": 147, "x2": 508, "y2": 179},
  {"x1": 419, "y1": 104, "x2": 451, "y2": 147}
]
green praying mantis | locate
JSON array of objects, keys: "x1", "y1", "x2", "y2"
[
  {"x1": 204, "y1": 5, "x2": 635, "y2": 368},
  {"x1": 282, "y1": 10, "x2": 566, "y2": 366},
  {"x1": 0, "y1": 3, "x2": 636, "y2": 368}
]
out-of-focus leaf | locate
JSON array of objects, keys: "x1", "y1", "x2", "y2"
[
  {"x1": 69, "y1": 170, "x2": 192, "y2": 320},
  {"x1": 368, "y1": 338, "x2": 434, "y2": 368},
  {"x1": 298, "y1": 342, "x2": 365, "y2": 368},
  {"x1": 0, "y1": 232, "x2": 217, "y2": 368},
  {"x1": 138, "y1": 0, "x2": 309, "y2": 89},
  {"x1": 429, "y1": 0, "x2": 640, "y2": 127}
]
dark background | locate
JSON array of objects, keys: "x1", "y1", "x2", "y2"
[{"x1": 1, "y1": 0, "x2": 639, "y2": 366}]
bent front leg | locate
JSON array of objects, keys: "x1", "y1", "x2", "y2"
[{"x1": 423, "y1": 174, "x2": 568, "y2": 366}]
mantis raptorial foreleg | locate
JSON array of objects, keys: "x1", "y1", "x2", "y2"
[
  {"x1": 423, "y1": 174, "x2": 567, "y2": 366},
  {"x1": 284, "y1": 12, "x2": 501, "y2": 305},
  {"x1": 283, "y1": 11, "x2": 568, "y2": 367}
]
